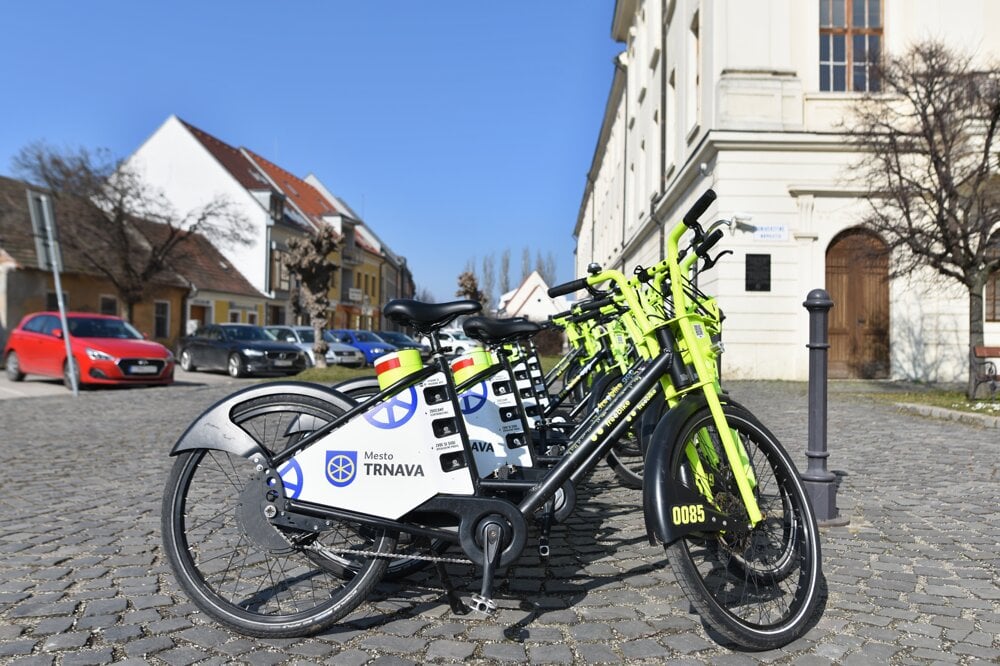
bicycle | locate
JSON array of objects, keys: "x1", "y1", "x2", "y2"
[{"x1": 161, "y1": 190, "x2": 822, "y2": 649}]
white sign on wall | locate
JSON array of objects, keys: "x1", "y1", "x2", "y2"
[{"x1": 753, "y1": 224, "x2": 789, "y2": 241}]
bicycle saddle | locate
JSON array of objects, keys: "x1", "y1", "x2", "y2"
[
  {"x1": 383, "y1": 299, "x2": 482, "y2": 333},
  {"x1": 462, "y1": 316, "x2": 541, "y2": 345}
]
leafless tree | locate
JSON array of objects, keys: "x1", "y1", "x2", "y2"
[
  {"x1": 499, "y1": 248, "x2": 511, "y2": 294},
  {"x1": 521, "y1": 246, "x2": 531, "y2": 282},
  {"x1": 455, "y1": 270, "x2": 486, "y2": 309},
  {"x1": 285, "y1": 225, "x2": 339, "y2": 368},
  {"x1": 847, "y1": 41, "x2": 1000, "y2": 397},
  {"x1": 481, "y1": 254, "x2": 495, "y2": 313},
  {"x1": 13, "y1": 142, "x2": 253, "y2": 321},
  {"x1": 544, "y1": 252, "x2": 557, "y2": 286},
  {"x1": 415, "y1": 285, "x2": 436, "y2": 303}
]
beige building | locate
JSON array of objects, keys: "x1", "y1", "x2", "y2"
[{"x1": 575, "y1": 0, "x2": 1000, "y2": 380}]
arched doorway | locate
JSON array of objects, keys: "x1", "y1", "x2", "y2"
[{"x1": 826, "y1": 229, "x2": 890, "y2": 379}]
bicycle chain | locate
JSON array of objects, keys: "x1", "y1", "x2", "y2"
[{"x1": 305, "y1": 542, "x2": 472, "y2": 565}]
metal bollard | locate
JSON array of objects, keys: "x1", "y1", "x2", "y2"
[{"x1": 801, "y1": 289, "x2": 849, "y2": 526}]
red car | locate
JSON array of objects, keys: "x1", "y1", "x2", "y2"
[{"x1": 3, "y1": 312, "x2": 175, "y2": 388}]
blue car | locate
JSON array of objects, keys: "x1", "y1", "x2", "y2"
[{"x1": 327, "y1": 329, "x2": 398, "y2": 365}]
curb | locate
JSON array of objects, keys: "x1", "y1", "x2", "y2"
[{"x1": 895, "y1": 402, "x2": 1000, "y2": 429}]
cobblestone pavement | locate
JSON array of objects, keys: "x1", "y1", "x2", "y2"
[{"x1": 0, "y1": 380, "x2": 997, "y2": 665}]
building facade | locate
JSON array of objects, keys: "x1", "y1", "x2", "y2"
[{"x1": 576, "y1": 0, "x2": 1000, "y2": 381}]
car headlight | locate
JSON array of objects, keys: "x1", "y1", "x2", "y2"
[
  {"x1": 243, "y1": 348, "x2": 265, "y2": 357},
  {"x1": 85, "y1": 348, "x2": 115, "y2": 361},
  {"x1": 371, "y1": 347, "x2": 384, "y2": 355}
]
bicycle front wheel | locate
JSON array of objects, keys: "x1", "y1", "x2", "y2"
[{"x1": 665, "y1": 403, "x2": 821, "y2": 650}]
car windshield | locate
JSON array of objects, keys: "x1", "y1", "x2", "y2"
[
  {"x1": 68, "y1": 317, "x2": 143, "y2": 340},
  {"x1": 379, "y1": 332, "x2": 415, "y2": 344},
  {"x1": 222, "y1": 326, "x2": 269, "y2": 342},
  {"x1": 322, "y1": 331, "x2": 343, "y2": 344},
  {"x1": 353, "y1": 331, "x2": 385, "y2": 343},
  {"x1": 296, "y1": 329, "x2": 315, "y2": 343}
]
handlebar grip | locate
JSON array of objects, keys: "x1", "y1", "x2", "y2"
[
  {"x1": 695, "y1": 228, "x2": 725, "y2": 257},
  {"x1": 683, "y1": 189, "x2": 717, "y2": 228},
  {"x1": 576, "y1": 296, "x2": 615, "y2": 313},
  {"x1": 548, "y1": 277, "x2": 589, "y2": 297}
]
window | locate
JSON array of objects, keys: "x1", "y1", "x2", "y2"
[
  {"x1": 247, "y1": 310, "x2": 258, "y2": 325},
  {"x1": 271, "y1": 249, "x2": 290, "y2": 292},
  {"x1": 746, "y1": 254, "x2": 772, "y2": 292},
  {"x1": 229, "y1": 310, "x2": 241, "y2": 323},
  {"x1": 687, "y1": 10, "x2": 700, "y2": 135},
  {"x1": 820, "y1": 0, "x2": 882, "y2": 92},
  {"x1": 987, "y1": 244, "x2": 1000, "y2": 322},
  {"x1": 154, "y1": 301, "x2": 170, "y2": 339},
  {"x1": 99, "y1": 295, "x2": 118, "y2": 316},
  {"x1": 46, "y1": 291, "x2": 68, "y2": 310}
]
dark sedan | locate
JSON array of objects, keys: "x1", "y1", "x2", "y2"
[{"x1": 177, "y1": 324, "x2": 307, "y2": 378}]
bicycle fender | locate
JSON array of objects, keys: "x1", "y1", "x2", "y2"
[
  {"x1": 169, "y1": 382, "x2": 356, "y2": 458},
  {"x1": 642, "y1": 393, "x2": 710, "y2": 546},
  {"x1": 330, "y1": 375, "x2": 379, "y2": 400}
]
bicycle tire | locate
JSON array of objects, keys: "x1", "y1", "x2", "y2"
[
  {"x1": 161, "y1": 393, "x2": 395, "y2": 637},
  {"x1": 664, "y1": 403, "x2": 821, "y2": 650}
]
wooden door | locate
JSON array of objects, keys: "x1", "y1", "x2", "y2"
[{"x1": 826, "y1": 229, "x2": 890, "y2": 379}]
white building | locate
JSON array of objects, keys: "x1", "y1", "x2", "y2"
[
  {"x1": 498, "y1": 271, "x2": 571, "y2": 322},
  {"x1": 575, "y1": 0, "x2": 1000, "y2": 380}
]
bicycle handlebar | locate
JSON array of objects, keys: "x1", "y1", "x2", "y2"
[
  {"x1": 548, "y1": 277, "x2": 589, "y2": 298},
  {"x1": 695, "y1": 228, "x2": 725, "y2": 258},
  {"x1": 683, "y1": 189, "x2": 717, "y2": 229}
]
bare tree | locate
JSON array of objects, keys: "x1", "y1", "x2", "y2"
[
  {"x1": 455, "y1": 270, "x2": 486, "y2": 308},
  {"x1": 285, "y1": 225, "x2": 339, "y2": 368},
  {"x1": 499, "y1": 248, "x2": 511, "y2": 294},
  {"x1": 847, "y1": 41, "x2": 1000, "y2": 397},
  {"x1": 521, "y1": 246, "x2": 531, "y2": 282},
  {"x1": 415, "y1": 285, "x2": 436, "y2": 303},
  {"x1": 481, "y1": 254, "x2": 495, "y2": 313},
  {"x1": 12, "y1": 142, "x2": 253, "y2": 321},
  {"x1": 543, "y1": 251, "x2": 557, "y2": 286}
]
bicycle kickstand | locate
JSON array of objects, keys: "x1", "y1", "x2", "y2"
[
  {"x1": 469, "y1": 519, "x2": 505, "y2": 616},
  {"x1": 537, "y1": 498, "x2": 554, "y2": 559},
  {"x1": 433, "y1": 561, "x2": 469, "y2": 615}
]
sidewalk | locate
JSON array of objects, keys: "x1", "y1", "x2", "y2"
[{"x1": 0, "y1": 380, "x2": 995, "y2": 664}]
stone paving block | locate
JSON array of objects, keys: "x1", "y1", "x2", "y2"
[
  {"x1": 527, "y1": 643, "x2": 575, "y2": 664},
  {"x1": 60, "y1": 649, "x2": 115, "y2": 666},
  {"x1": 574, "y1": 642, "x2": 622, "y2": 663}
]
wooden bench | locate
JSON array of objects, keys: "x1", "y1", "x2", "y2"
[{"x1": 973, "y1": 346, "x2": 1000, "y2": 400}]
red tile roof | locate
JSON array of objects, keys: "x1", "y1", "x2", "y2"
[
  {"x1": 178, "y1": 119, "x2": 271, "y2": 191},
  {"x1": 243, "y1": 149, "x2": 341, "y2": 231}
]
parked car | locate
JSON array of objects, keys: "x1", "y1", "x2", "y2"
[
  {"x1": 327, "y1": 329, "x2": 397, "y2": 365},
  {"x1": 420, "y1": 329, "x2": 483, "y2": 356},
  {"x1": 3, "y1": 311, "x2": 175, "y2": 388},
  {"x1": 177, "y1": 324, "x2": 307, "y2": 378},
  {"x1": 377, "y1": 330, "x2": 432, "y2": 360},
  {"x1": 264, "y1": 325, "x2": 365, "y2": 368}
]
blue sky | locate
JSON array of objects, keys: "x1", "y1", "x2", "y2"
[{"x1": 0, "y1": 2, "x2": 621, "y2": 302}]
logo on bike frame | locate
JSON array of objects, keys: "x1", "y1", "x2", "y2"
[
  {"x1": 363, "y1": 386, "x2": 418, "y2": 429},
  {"x1": 325, "y1": 451, "x2": 358, "y2": 487},
  {"x1": 458, "y1": 381, "x2": 489, "y2": 414},
  {"x1": 277, "y1": 459, "x2": 304, "y2": 499}
]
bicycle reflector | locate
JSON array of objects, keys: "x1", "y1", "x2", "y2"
[{"x1": 450, "y1": 349, "x2": 494, "y2": 385}]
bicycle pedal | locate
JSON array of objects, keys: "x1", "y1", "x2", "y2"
[{"x1": 469, "y1": 593, "x2": 498, "y2": 616}]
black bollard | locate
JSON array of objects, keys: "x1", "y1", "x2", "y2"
[{"x1": 801, "y1": 289, "x2": 848, "y2": 526}]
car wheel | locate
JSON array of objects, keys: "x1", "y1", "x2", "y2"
[
  {"x1": 179, "y1": 349, "x2": 196, "y2": 372},
  {"x1": 5, "y1": 352, "x2": 25, "y2": 382},
  {"x1": 227, "y1": 353, "x2": 246, "y2": 378},
  {"x1": 63, "y1": 358, "x2": 82, "y2": 390}
]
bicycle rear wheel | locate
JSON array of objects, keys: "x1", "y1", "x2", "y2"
[
  {"x1": 665, "y1": 403, "x2": 821, "y2": 650},
  {"x1": 161, "y1": 393, "x2": 395, "y2": 637}
]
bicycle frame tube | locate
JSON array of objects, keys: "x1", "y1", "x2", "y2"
[{"x1": 517, "y1": 350, "x2": 673, "y2": 515}]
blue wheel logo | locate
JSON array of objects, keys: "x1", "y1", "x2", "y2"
[
  {"x1": 325, "y1": 451, "x2": 358, "y2": 487},
  {"x1": 364, "y1": 386, "x2": 418, "y2": 429},
  {"x1": 276, "y1": 459, "x2": 304, "y2": 499},
  {"x1": 459, "y1": 381, "x2": 488, "y2": 415}
]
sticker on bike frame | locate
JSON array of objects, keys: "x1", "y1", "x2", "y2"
[
  {"x1": 363, "y1": 386, "x2": 418, "y2": 429},
  {"x1": 458, "y1": 381, "x2": 489, "y2": 414},
  {"x1": 277, "y1": 459, "x2": 303, "y2": 499},
  {"x1": 325, "y1": 451, "x2": 358, "y2": 487}
]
